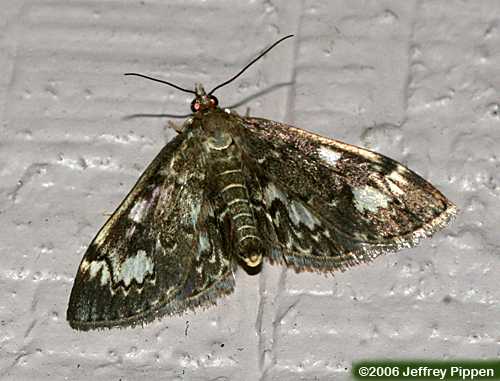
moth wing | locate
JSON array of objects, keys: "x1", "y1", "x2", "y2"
[
  {"x1": 238, "y1": 117, "x2": 456, "y2": 272},
  {"x1": 67, "y1": 132, "x2": 234, "y2": 330}
]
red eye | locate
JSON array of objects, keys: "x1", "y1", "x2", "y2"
[
  {"x1": 190, "y1": 99, "x2": 200, "y2": 113},
  {"x1": 209, "y1": 95, "x2": 219, "y2": 107}
]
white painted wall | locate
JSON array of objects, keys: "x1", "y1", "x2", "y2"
[{"x1": 0, "y1": 1, "x2": 498, "y2": 380}]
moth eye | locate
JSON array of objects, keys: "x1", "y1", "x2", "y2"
[
  {"x1": 209, "y1": 96, "x2": 218, "y2": 107},
  {"x1": 191, "y1": 100, "x2": 200, "y2": 113}
]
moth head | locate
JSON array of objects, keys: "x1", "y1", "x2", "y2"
[{"x1": 190, "y1": 83, "x2": 219, "y2": 113}]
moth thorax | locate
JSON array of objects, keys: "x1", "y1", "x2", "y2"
[{"x1": 206, "y1": 130, "x2": 233, "y2": 150}]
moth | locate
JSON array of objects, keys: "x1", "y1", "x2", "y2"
[{"x1": 67, "y1": 35, "x2": 456, "y2": 330}]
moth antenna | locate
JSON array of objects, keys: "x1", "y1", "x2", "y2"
[
  {"x1": 208, "y1": 34, "x2": 294, "y2": 95},
  {"x1": 124, "y1": 73, "x2": 197, "y2": 95}
]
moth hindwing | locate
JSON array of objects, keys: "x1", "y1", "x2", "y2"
[{"x1": 68, "y1": 37, "x2": 456, "y2": 330}]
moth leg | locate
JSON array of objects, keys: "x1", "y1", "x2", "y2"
[
  {"x1": 166, "y1": 121, "x2": 182, "y2": 133},
  {"x1": 167, "y1": 120, "x2": 192, "y2": 134}
]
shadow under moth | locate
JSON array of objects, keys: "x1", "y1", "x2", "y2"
[{"x1": 67, "y1": 35, "x2": 456, "y2": 330}]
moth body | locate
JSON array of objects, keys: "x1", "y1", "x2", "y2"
[{"x1": 194, "y1": 106, "x2": 264, "y2": 268}]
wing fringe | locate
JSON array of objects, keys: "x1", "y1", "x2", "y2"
[
  {"x1": 266, "y1": 203, "x2": 457, "y2": 274},
  {"x1": 68, "y1": 271, "x2": 235, "y2": 331}
]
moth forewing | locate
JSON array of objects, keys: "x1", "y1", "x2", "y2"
[
  {"x1": 67, "y1": 126, "x2": 236, "y2": 330},
  {"x1": 237, "y1": 116, "x2": 456, "y2": 272}
]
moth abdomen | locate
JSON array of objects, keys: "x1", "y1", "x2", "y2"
[
  {"x1": 219, "y1": 182, "x2": 263, "y2": 267},
  {"x1": 211, "y1": 149, "x2": 263, "y2": 268}
]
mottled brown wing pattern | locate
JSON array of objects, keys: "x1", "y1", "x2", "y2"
[
  {"x1": 67, "y1": 131, "x2": 234, "y2": 330},
  {"x1": 238, "y1": 116, "x2": 456, "y2": 272}
]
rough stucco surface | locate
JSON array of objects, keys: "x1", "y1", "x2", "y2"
[{"x1": 0, "y1": 1, "x2": 498, "y2": 380}]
